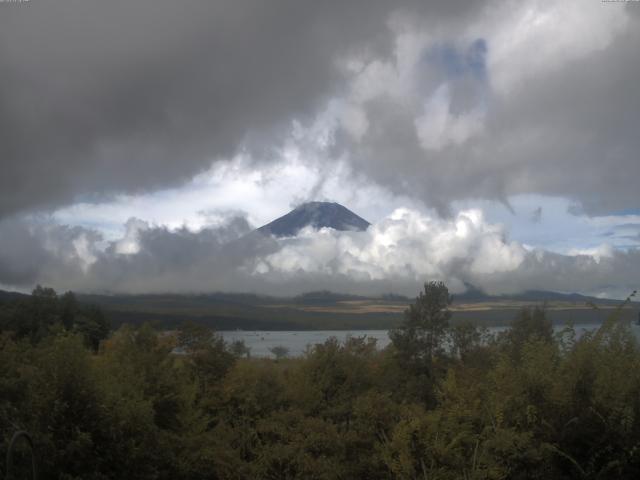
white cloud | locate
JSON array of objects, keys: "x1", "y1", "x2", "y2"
[
  {"x1": 567, "y1": 244, "x2": 615, "y2": 263},
  {"x1": 114, "y1": 218, "x2": 149, "y2": 255},
  {"x1": 1, "y1": 205, "x2": 639, "y2": 298},
  {"x1": 71, "y1": 234, "x2": 99, "y2": 273},
  {"x1": 254, "y1": 208, "x2": 526, "y2": 292}
]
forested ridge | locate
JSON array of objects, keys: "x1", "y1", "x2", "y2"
[{"x1": 2, "y1": 283, "x2": 640, "y2": 479}]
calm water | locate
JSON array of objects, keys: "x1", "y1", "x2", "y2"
[{"x1": 220, "y1": 323, "x2": 640, "y2": 358}]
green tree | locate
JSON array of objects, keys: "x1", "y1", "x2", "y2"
[
  {"x1": 178, "y1": 321, "x2": 236, "y2": 397},
  {"x1": 59, "y1": 290, "x2": 78, "y2": 330},
  {"x1": 25, "y1": 285, "x2": 60, "y2": 342},
  {"x1": 269, "y1": 345, "x2": 290, "y2": 360},
  {"x1": 449, "y1": 321, "x2": 485, "y2": 363},
  {"x1": 502, "y1": 306, "x2": 552, "y2": 360},
  {"x1": 390, "y1": 281, "x2": 452, "y2": 373},
  {"x1": 229, "y1": 339, "x2": 251, "y2": 358},
  {"x1": 0, "y1": 287, "x2": 110, "y2": 349},
  {"x1": 74, "y1": 304, "x2": 110, "y2": 351}
]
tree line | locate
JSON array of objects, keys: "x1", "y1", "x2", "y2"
[{"x1": 1, "y1": 282, "x2": 640, "y2": 479}]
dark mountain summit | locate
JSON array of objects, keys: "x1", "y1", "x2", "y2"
[{"x1": 258, "y1": 201, "x2": 370, "y2": 237}]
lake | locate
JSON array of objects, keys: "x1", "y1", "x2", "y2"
[{"x1": 220, "y1": 323, "x2": 640, "y2": 358}]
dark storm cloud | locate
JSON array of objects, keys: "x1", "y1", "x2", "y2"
[
  {"x1": 0, "y1": 217, "x2": 102, "y2": 286},
  {"x1": 0, "y1": 219, "x2": 52, "y2": 285},
  {"x1": 476, "y1": 248, "x2": 640, "y2": 299},
  {"x1": 0, "y1": 0, "x2": 487, "y2": 217},
  {"x1": 0, "y1": 213, "x2": 274, "y2": 292},
  {"x1": 83, "y1": 218, "x2": 280, "y2": 293},
  {"x1": 483, "y1": 26, "x2": 640, "y2": 215},
  {"x1": 331, "y1": 1, "x2": 640, "y2": 215}
]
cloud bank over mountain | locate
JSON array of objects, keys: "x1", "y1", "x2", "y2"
[{"x1": 1, "y1": 208, "x2": 636, "y2": 299}]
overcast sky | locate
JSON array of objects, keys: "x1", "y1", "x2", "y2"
[{"x1": 1, "y1": 0, "x2": 639, "y2": 298}]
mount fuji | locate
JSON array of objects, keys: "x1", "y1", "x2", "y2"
[{"x1": 257, "y1": 201, "x2": 370, "y2": 237}]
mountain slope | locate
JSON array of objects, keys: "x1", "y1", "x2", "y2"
[{"x1": 257, "y1": 201, "x2": 370, "y2": 237}]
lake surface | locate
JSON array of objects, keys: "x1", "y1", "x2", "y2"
[{"x1": 220, "y1": 323, "x2": 640, "y2": 358}]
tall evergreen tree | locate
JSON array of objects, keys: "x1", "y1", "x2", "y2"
[{"x1": 390, "y1": 281, "x2": 452, "y2": 374}]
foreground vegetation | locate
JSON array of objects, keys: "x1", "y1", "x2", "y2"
[{"x1": 1, "y1": 283, "x2": 640, "y2": 479}]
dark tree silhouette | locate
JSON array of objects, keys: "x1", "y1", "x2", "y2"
[{"x1": 390, "y1": 281, "x2": 452, "y2": 374}]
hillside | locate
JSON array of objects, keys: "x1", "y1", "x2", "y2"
[
  {"x1": 77, "y1": 289, "x2": 639, "y2": 331},
  {"x1": 2, "y1": 287, "x2": 636, "y2": 331}
]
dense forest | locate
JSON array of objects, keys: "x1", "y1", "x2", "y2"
[{"x1": 2, "y1": 283, "x2": 640, "y2": 479}]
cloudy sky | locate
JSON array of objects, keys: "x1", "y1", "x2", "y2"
[{"x1": 1, "y1": 0, "x2": 639, "y2": 298}]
